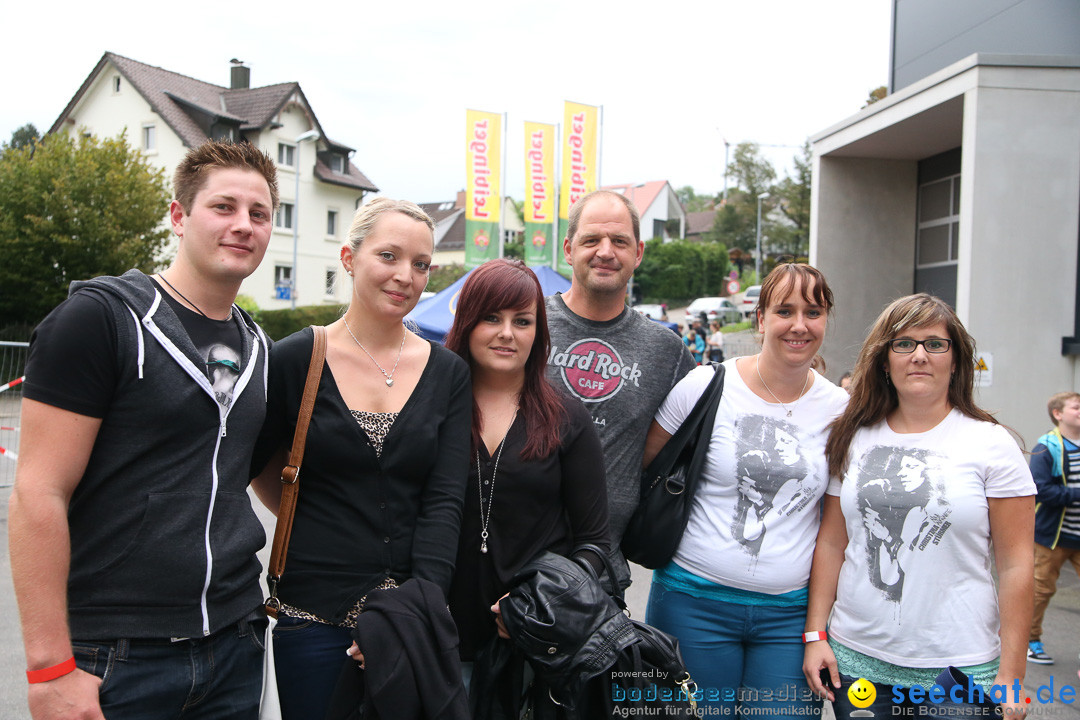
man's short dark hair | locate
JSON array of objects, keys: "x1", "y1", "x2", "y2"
[
  {"x1": 565, "y1": 190, "x2": 640, "y2": 245},
  {"x1": 173, "y1": 140, "x2": 279, "y2": 213}
]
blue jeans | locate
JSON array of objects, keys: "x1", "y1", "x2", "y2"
[
  {"x1": 73, "y1": 616, "x2": 265, "y2": 720},
  {"x1": 647, "y1": 581, "x2": 817, "y2": 717},
  {"x1": 273, "y1": 615, "x2": 354, "y2": 720},
  {"x1": 832, "y1": 673, "x2": 1000, "y2": 720}
]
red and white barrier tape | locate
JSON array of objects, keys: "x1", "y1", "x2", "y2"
[
  {"x1": 0, "y1": 446, "x2": 17, "y2": 461},
  {"x1": 0, "y1": 376, "x2": 24, "y2": 394}
]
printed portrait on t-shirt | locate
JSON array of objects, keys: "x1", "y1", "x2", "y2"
[
  {"x1": 731, "y1": 415, "x2": 815, "y2": 559},
  {"x1": 203, "y1": 343, "x2": 241, "y2": 409},
  {"x1": 853, "y1": 445, "x2": 953, "y2": 603}
]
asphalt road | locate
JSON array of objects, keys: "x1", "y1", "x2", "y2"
[{"x1": 2, "y1": 493, "x2": 1080, "y2": 718}]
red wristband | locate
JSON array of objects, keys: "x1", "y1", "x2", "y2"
[
  {"x1": 26, "y1": 657, "x2": 77, "y2": 684},
  {"x1": 802, "y1": 630, "x2": 827, "y2": 643}
]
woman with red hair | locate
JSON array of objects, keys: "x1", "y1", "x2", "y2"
[{"x1": 444, "y1": 258, "x2": 609, "y2": 687}]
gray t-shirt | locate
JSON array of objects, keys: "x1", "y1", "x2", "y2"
[{"x1": 545, "y1": 293, "x2": 696, "y2": 587}]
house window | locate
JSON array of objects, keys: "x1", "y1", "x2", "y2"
[
  {"x1": 327, "y1": 210, "x2": 338, "y2": 237},
  {"x1": 142, "y1": 124, "x2": 156, "y2": 152},
  {"x1": 330, "y1": 154, "x2": 346, "y2": 173},
  {"x1": 113, "y1": 76, "x2": 121, "y2": 93},
  {"x1": 325, "y1": 268, "x2": 337, "y2": 296},
  {"x1": 277, "y1": 143, "x2": 296, "y2": 168},
  {"x1": 213, "y1": 125, "x2": 236, "y2": 142},
  {"x1": 914, "y1": 148, "x2": 961, "y2": 308},
  {"x1": 274, "y1": 265, "x2": 293, "y2": 300},
  {"x1": 275, "y1": 203, "x2": 294, "y2": 230}
]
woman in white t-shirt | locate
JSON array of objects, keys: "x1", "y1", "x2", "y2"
[
  {"x1": 643, "y1": 263, "x2": 849, "y2": 716},
  {"x1": 803, "y1": 293, "x2": 1035, "y2": 720}
]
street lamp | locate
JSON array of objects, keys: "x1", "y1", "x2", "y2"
[
  {"x1": 291, "y1": 129, "x2": 321, "y2": 309},
  {"x1": 755, "y1": 192, "x2": 769, "y2": 282}
]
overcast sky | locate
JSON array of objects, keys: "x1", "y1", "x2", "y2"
[{"x1": 3, "y1": 0, "x2": 891, "y2": 203}]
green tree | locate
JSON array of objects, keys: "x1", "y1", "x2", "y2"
[
  {"x1": 634, "y1": 239, "x2": 730, "y2": 301},
  {"x1": 8, "y1": 123, "x2": 40, "y2": 150},
  {"x1": 770, "y1": 141, "x2": 812, "y2": 257},
  {"x1": 676, "y1": 185, "x2": 713, "y2": 212},
  {"x1": 0, "y1": 131, "x2": 172, "y2": 326},
  {"x1": 863, "y1": 86, "x2": 887, "y2": 108},
  {"x1": 727, "y1": 142, "x2": 776, "y2": 199}
]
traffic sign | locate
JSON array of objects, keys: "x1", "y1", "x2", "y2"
[{"x1": 727, "y1": 280, "x2": 740, "y2": 294}]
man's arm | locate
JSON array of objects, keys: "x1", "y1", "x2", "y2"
[{"x1": 9, "y1": 398, "x2": 105, "y2": 720}]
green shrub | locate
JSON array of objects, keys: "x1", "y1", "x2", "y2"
[{"x1": 258, "y1": 304, "x2": 347, "y2": 341}]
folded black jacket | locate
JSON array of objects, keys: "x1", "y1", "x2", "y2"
[{"x1": 325, "y1": 578, "x2": 469, "y2": 720}]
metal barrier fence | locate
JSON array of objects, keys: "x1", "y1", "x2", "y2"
[{"x1": 0, "y1": 342, "x2": 27, "y2": 487}]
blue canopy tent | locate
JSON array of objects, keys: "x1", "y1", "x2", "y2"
[{"x1": 407, "y1": 265, "x2": 571, "y2": 343}]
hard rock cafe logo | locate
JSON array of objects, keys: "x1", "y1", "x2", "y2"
[
  {"x1": 548, "y1": 338, "x2": 642, "y2": 402},
  {"x1": 473, "y1": 229, "x2": 490, "y2": 247},
  {"x1": 531, "y1": 230, "x2": 547, "y2": 247}
]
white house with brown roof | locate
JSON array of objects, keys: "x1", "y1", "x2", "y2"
[
  {"x1": 50, "y1": 52, "x2": 378, "y2": 309},
  {"x1": 601, "y1": 180, "x2": 685, "y2": 241}
]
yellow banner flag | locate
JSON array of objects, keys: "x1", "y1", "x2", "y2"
[
  {"x1": 559, "y1": 102, "x2": 599, "y2": 223},
  {"x1": 524, "y1": 122, "x2": 555, "y2": 224},
  {"x1": 465, "y1": 109, "x2": 501, "y2": 223},
  {"x1": 465, "y1": 109, "x2": 501, "y2": 267}
]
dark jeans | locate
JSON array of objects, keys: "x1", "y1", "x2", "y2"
[
  {"x1": 273, "y1": 615, "x2": 354, "y2": 720},
  {"x1": 73, "y1": 616, "x2": 266, "y2": 720},
  {"x1": 833, "y1": 673, "x2": 1000, "y2": 720}
]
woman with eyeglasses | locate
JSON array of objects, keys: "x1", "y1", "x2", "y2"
[{"x1": 803, "y1": 294, "x2": 1035, "y2": 719}]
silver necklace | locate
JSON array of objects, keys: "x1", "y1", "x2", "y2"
[
  {"x1": 476, "y1": 410, "x2": 517, "y2": 554},
  {"x1": 344, "y1": 319, "x2": 406, "y2": 387},
  {"x1": 755, "y1": 356, "x2": 810, "y2": 418}
]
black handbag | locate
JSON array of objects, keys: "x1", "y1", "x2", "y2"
[
  {"x1": 622, "y1": 364, "x2": 726, "y2": 569},
  {"x1": 498, "y1": 545, "x2": 701, "y2": 719}
]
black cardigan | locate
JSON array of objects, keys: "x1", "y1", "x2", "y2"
[
  {"x1": 252, "y1": 328, "x2": 472, "y2": 622},
  {"x1": 448, "y1": 393, "x2": 609, "y2": 659}
]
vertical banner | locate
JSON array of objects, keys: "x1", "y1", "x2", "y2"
[
  {"x1": 523, "y1": 121, "x2": 555, "y2": 267},
  {"x1": 557, "y1": 101, "x2": 599, "y2": 275},
  {"x1": 465, "y1": 109, "x2": 502, "y2": 268}
]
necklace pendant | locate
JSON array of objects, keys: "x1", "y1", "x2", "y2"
[
  {"x1": 786, "y1": 410, "x2": 793, "y2": 417},
  {"x1": 480, "y1": 542, "x2": 488, "y2": 554},
  {"x1": 385, "y1": 377, "x2": 394, "y2": 387}
]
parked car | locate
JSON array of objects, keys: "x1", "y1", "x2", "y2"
[
  {"x1": 685, "y1": 297, "x2": 742, "y2": 327},
  {"x1": 631, "y1": 303, "x2": 668, "y2": 321},
  {"x1": 740, "y1": 285, "x2": 761, "y2": 320},
  {"x1": 632, "y1": 303, "x2": 678, "y2": 333}
]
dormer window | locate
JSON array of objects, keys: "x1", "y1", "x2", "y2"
[
  {"x1": 278, "y1": 143, "x2": 296, "y2": 168},
  {"x1": 330, "y1": 153, "x2": 346, "y2": 174}
]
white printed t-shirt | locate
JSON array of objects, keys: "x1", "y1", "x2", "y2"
[
  {"x1": 655, "y1": 360, "x2": 848, "y2": 594},
  {"x1": 827, "y1": 409, "x2": 1035, "y2": 667}
]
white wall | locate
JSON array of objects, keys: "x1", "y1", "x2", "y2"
[
  {"x1": 811, "y1": 57, "x2": 1080, "y2": 446},
  {"x1": 961, "y1": 68, "x2": 1080, "y2": 444}
]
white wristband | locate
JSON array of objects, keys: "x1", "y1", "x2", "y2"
[{"x1": 802, "y1": 630, "x2": 827, "y2": 643}]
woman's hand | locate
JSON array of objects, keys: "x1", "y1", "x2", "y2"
[
  {"x1": 490, "y1": 593, "x2": 510, "y2": 639},
  {"x1": 803, "y1": 640, "x2": 839, "y2": 702},
  {"x1": 992, "y1": 672, "x2": 1026, "y2": 718},
  {"x1": 346, "y1": 642, "x2": 365, "y2": 669}
]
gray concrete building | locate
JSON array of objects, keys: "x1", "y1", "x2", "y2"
[{"x1": 809, "y1": 0, "x2": 1080, "y2": 446}]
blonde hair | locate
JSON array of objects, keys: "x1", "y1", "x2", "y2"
[{"x1": 345, "y1": 198, "x2": 434, "y2": 253}]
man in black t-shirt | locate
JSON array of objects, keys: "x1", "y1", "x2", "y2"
[{"x1": 10, "y1": 140, "x2": 279, "y2": 720}]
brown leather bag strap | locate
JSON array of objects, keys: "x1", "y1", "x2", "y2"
[{"x1": 265, "y1": 325, "x2": 327, "y2": 615}]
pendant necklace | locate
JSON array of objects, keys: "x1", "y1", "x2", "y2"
[
  {"x1": 157, "y1": 273, "x2": 210, "y2": 318},
  {"x1": 476, "y1": 409, "x2": 518, "y2": 554},
  {"x1": 344, "y1": 318, "x2": 406, "y2": 387},
  {"x1": 756, "y1": 356, "x2": 810, "y2": 418}
]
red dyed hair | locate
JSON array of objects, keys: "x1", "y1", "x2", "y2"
[{"x1": 445, "y1": 259, "x2": 566, "y2": 460}]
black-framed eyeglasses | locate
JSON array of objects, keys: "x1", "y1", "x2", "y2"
[{"x1": 889, "y1": 338, "x2": 951, "y2": 354}]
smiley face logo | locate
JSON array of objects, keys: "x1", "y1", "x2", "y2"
[{"x1": 848, "y1": 678, "x2": 876, "y2": 709}]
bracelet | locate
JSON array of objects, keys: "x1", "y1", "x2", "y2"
[
  {"x1": 26, "y1": 657, "x2": 77, "y2": 684},
  {"x1": 802, "y1": 630, "x2": 827, "y2": 643}
]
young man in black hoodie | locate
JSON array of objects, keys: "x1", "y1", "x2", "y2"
[{"x1": 10, "y1": 140, "x2": 279, "y2": 720}]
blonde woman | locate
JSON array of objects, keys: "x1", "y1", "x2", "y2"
[{"x1": 251, "y1": 198, "x2": 471, "y2": 720}]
